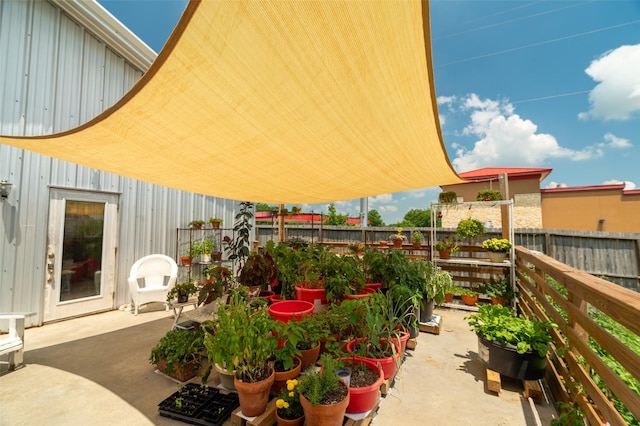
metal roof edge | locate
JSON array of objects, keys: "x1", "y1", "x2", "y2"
[{"x1": 49, "y1": 0, "x2": 156, "y2": 71}]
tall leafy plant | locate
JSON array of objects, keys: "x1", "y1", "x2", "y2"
[{"x1": 223, "y1": 201, "x2": 254, "y2": 273}]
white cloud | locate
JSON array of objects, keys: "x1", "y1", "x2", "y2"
[
  {"x1": 368, "y1": 194, "x2": 393, "y2": 205},
  {"x1": 602, "y1": 179, "x2": 636, "y2": 190},
  {"x1": 602, "y1": 132, "x2": 632, "y2": 148},
  {"x1": 452, "y1": 94, "x2": 601, "y2": 172},
  {"x1": 546, "y1": 181, "x2": 568, "y2": 188},
  {"x1": 377, "y1": 205, "x2": 398, "y2": 214},
  {"x1": 579, "y1": 44, "x2": 640, "y2": 121}
]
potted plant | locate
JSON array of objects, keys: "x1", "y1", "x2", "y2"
[
  {"x1": 239, "y1": 250, "x2": 279, "y2": 292},
  {"x1": 466, "y1": 304, "x2": 556, "y2": 380},
  {"x1": 223, "y1": 201, "x2": 253, "y2": 273},
  {"x1": 297, "y1": 354, "x2": 350, "y2": 426},
  {"x1": 362, "y1": 247, "x2": 389, "y2": 290},
  {"x1": 270, "y1": 320, "x2": 303, "y2": 397},
  {"x1": 389, "y1": 227, "x2": 406, "y2": 248},
  {"x1": 208, "y1": 217, "x2": 223, "y2": 229},
  {"x1": 347, "y1": 242, "x2": 365, "y2": 257},
  {"x1": 482, "y1": 238, "x2": 513, "y2": 263},
  {"x1": 458, "y1": 287, "x2": 479, "y2": 306},
  {"x1": 480, "y1": 274, "x2": 516, "y2": 306},
  {"x1": 275, "y1": 378, "x2": 305, "y2": 426},
  {"x1": 434, "y1": 235, "x2": 459, "y2": 259},
  {"x1": 411, "y1": 231, "x2": 423, "y2": 249},
  {"x1": 149, "y1": 329, "x2": 205, "y2": 382},
  {"x1": 166, "y1": 281, "x2": 199, "y2": 304},
  {"x1": 322, "y1": 254, "x2": 365, "y2": 303},
  {"x1": 438, "y1": 190, "x2": 457, "y2": 204},
  {"x1": 189, "y1": 219, "x2": 205, "y2": 229},
  {"x1": 413, "y1": 260, "x2": 451, "y2": 323},
  {"x1": 338, "y1": 355, "x2": 384, "y2": 414},
  {"x1": 203, "y1": 299, "x2": 277, "y2": 416},
  {"x1": 455, "y1": 217, "x2": 486, "y2": 242},
  {"x1": 290, "y1": 314, "x2": 329, "y2": 371},
  {"x1": 476, "y1": 190, "x2": 503, "y2": 201},
  {"x1": 198, "y1": 265, "x2": 231, "y2": 306}
]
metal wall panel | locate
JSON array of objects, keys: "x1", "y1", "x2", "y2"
[{"x1": 0, "y1": 0, "x2": 245, "y2": 326}]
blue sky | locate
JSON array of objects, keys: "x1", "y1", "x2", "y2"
[{"x1": 98, "y1": 0, "x2": 640, "y2": 225}]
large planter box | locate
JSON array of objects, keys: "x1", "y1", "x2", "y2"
[
  {"x1": 158, "y1": 383, "x2": 239, "y2": 426},
  {"x1": 477, "y1": 334, "x2": 547, "y2": 380},
  {"x1": 157, "y1": 358, "x2": 198, "y2": 382}
]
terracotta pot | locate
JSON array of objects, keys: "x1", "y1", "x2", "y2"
[
  {"x1": 275, "y1": 411, "x2": 305, "y2": 426},
  {"x1": 299, "y1": 342, "x2": 321, "y2": 371},
  {"x1": 180, "y1": 255, "x2": 192, "y2": 266},
  {"x1": 491, "y1": 296, "x2": 507, "y2": 306},
  {"x1": 412, "y1": 241, "x2": 422, "y2": 249},
  {"x1": 212, "y1": 251, "x2": 222, "y2": 261},
  {"x1": 338, "y1": 357, "x2": 384, "y2": 414},
  {"x1": 211, "y1": 221, "x2": 221, "y2": 229},
  {"x1": 438, "y1": 249, "x2": 450, "y2": 259},
  {"x1": 393, "y1": 239, "x2": 403, "y2": 249},
  {"x1": 461, "y1": 294, "x2": 479, "y2": 306},
  {"x1": 299, "y1": 381, "x2": 350, "y2": 426},
  {"x1": 271, "y1": 356, "x2": 302, "y2": 396},
  {"x1": 234, "y1": 369, "x2": 275, "y2": 417},
  {"x1": 378, "y1": 241, "x2": 387, "y2": 248},
  {"x1": 444, "y1": 293, "x2": 454, "y2": 303}
]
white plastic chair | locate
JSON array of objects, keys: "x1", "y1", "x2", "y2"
[
  {"x1": 127, "y1": 254, "x2": 178, "y2": 315},
  {"x1": 0, "y1": 312, "x2": 36, "y2": 373}
]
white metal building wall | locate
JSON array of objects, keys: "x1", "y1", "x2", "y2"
[{"x1": 0, "y1": 0, "x2": 242, "y2": 326}]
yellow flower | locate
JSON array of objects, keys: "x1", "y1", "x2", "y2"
[
  {"x1": 292, "y1": 379, "x2": 298, "y2": 385},
  {"x1": 289, "y1": 391, "x2": 294, "y2": 397},
  {"x1": 276, "y1": 399, "x2": 285, "y2": 409},
  {"x1": 287, "y1": 381, "x2": 295, "y2": 391},
  {"x1": 397, "y1": 227, "x2": 403, "y2": 234},
  {"x1": 283, "y1": 402, "x2": 289, "y2": 409}
]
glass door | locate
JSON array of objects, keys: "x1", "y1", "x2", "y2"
[{"x1": 44, "y1": 189, "x2": 118, "y2": 322}]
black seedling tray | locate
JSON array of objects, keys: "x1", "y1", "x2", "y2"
[{"x1": 158, "y1": 383, "x2": 239, "y2": 426}]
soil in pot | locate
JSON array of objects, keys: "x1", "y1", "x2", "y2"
[
  {"x1": 299, "y1": 381, "x2": 349, "y2": 426},
  {"x1": 339, "y1": 357, "x2": 384, "y2": 414}
]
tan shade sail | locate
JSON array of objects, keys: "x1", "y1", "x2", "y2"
[{"x1": 1, "y1": 0, "x2": 463, "y2": 203}]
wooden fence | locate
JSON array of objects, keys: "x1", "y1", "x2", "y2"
[
  {"x1": 515, "y1": 246, "x2": 640, "y2": 425},
  {"x1": 256, "y1": 225, "x2": 640, "y2": 290}
]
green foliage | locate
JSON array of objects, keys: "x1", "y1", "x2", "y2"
[
  {"x1": 435, "y1": 235, "x2": 460, "y2": 253},
  {"x1": 479, "y1": 274, "x2": 516, "y2": 301},
  {"x1": 203, "y1": 299, "x2": 277, "y2": 382},
  {"x1": 411, "y1": 231, "x2": 424, "y2": 243},
  {"x1": 322, "y1": 254, "x2": 365, "y2": 303},
  {"x1": 239, "y1": 251, "x2": 278, "y2": 290},
  {"x1": 403, "y1": 209, "x2": 432, "y2": 227},
  {"x1": 271, "y1": 321, "x2": 302, "y2": 372},
  {"x1": 149, "y1": 329, "x2": 204, "y2": 374},
  {"x1": 325, "y1": 203, "x2": 348, "y2": 226},
  {"x1": 166, "y1": 281, "x2": 199, "y2": 303},
  {"x1": 189, "y1": 219, "x2": 205, "y2": 229},
  {"x1": 367, "y1": 209, "x2": 385, "y2": 226},
  {"x1": 265, "y1": 241, "x2": 302, "y2": 299},
  {"x1": 476, "y1": 190, "x2": 503, "y2": 201},
  {"x1": 223, "y1": 201, "x2": 254, "y2": 273},
  {"x1": 255, "y1": 203, "x2": 279, "y2": 212},
  {"x1": 438, "y1": 191, "x2": 457, "y2": 204},
  {"x1": 456, "y1": 217, "x2": 486, "y2": 239},
  {"x1": 298, "y1": 354, "x2": 342, "y2": 405},
  {"x1": 466, "y1": 305, "x2": 556, "y2": 356},
  {"x1": 550, "y1": 402, "x2": 585, "y2": 426},
  {"x1": 276, "y1": 378, "x2": 304, "y2": 419}
]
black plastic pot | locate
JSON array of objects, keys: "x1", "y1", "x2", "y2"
[
  {"x1": 420, "y1": 299, "x2": 435, "y2": 323},
  {"x1": 477, "y1": 333, "x2": 547, "y2": 380}
]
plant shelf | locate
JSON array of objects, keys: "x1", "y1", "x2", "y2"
[{"x1": 158, "y1": 383, "x2": 239, "y2": 426}]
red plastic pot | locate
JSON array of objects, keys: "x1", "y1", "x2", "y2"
[
  {"x1": 295, "y1": 286, "x2": 327, "y2": 311},
  {"x1": 268, "y1": 300, "x2": 314, "y2": 322},
  {"x1": 339, "y1": 357, "x2": 384, "y2": 413},
  {"x1": 345, "y1": 338, "x2": 399, "y2": 380},
  {"x1": 364, "y1": 282, "x2": 382, "y2": 292}
]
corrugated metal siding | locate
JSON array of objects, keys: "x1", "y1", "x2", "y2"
[{"x1": 0, "y1": 0, "x2": 245, "y2": 326}]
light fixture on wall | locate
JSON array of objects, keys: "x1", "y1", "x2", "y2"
[{"x1": 0, "y1": 179, "x2": 12, "y2": 201}]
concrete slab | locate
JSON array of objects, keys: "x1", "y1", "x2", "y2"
[{"x1": 0, "y1": 305, "x2": 559, "y2": 425}]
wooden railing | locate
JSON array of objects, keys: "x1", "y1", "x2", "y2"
[{"x1": 515, "y1": 246, "x2": 640, "y2": 425}]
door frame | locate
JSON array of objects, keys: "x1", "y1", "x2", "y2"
[{"x1": 44, "y1": 188, "x2": 119, "y2": 322}]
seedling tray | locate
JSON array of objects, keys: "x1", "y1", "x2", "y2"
[{"x1": 158, "y1": 383, "x2": 239, "y2": 426}]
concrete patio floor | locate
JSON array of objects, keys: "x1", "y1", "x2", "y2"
[{"x1": 1, "y1": 305, "x2": 560, "y2": 425}]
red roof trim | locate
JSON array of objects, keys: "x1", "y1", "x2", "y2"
[
  {"x1": 458, "y1": 167, "x2": 552, "y2": 182},
  {"x1": 541, "y1": 184, "x2": 625, "y2": 194}
]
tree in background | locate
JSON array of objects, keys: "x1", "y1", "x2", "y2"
[
  {"x1": 325, "y1": 203, "x2": 348, "y2": 226},
  {"x1": 256, "y1": 203, "x2": 279, "y2": 212},
  {"x1": 403, "y1": 208, "x2": 432, "y2": 227},
  {"x1": 367, "y1": 209, "x2": 385, "y2": 226}
]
